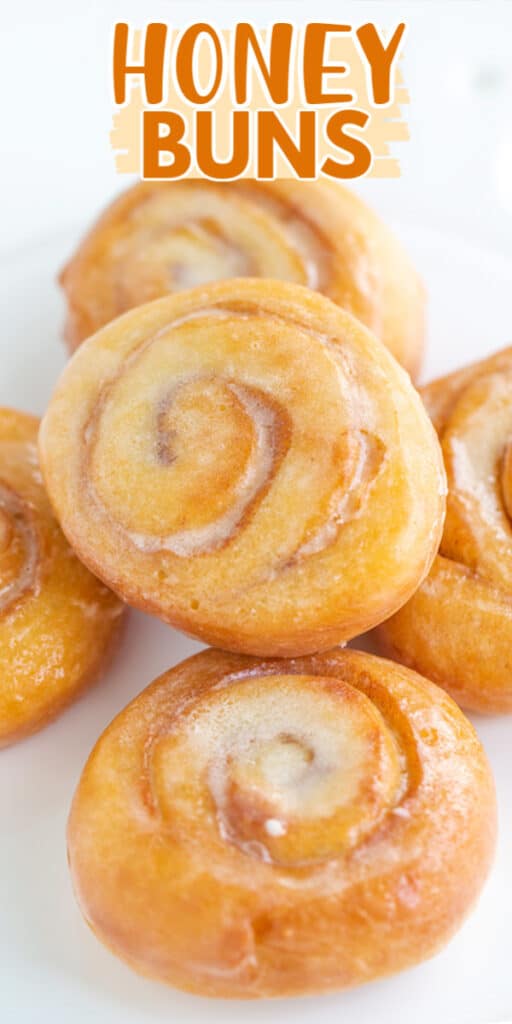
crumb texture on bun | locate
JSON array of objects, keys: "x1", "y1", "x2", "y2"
[
  {"x1": 0, "y1": 407, "x2": 124, "y2": 746},
  {"x1": 60, "y1": 179, "x2": 424, "y2": 377},
  {"x1": 67, "y1": 647, "x2": 496, "y2": 999},
  {"x1": 379, "y1": 345, "x2": 512, "y2": 712},
  {"x1": 40, "y1": 279, "x2": 444, "y2": 656}
]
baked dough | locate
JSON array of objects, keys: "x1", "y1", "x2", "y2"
[
  {"x1": 0, "y1": 408, "x2": 125, "y2": 746},
  {"x1": 40, "y1": 279, "x2": 445, "y2": 656},
  {"x1": 60, "y1": 180, "x2": 424, "y2": 377},
  {"x1": 67, "y1": 647, "x2": 496, "y2": 998},
  {"x1": 378, "y1": 346, "x2": 512, "y2": 712}
]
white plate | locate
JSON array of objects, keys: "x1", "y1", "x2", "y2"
[{"x1": 0, "y1": 224, "x2": 511, "y2": 1024}]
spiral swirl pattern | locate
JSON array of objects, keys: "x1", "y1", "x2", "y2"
[
  {"x1": 67, "y1": 647, "x2": 496, "y2": 998},
  {"x1": 0, "y1": 408, "x2": 125, "y2": 746},
  {"x1": 40, "y1": 280, "x2": 445, "y2": 656},
  {"x1": 379, "y1": 345, "x2": 512, "y2": 712},
  {"x1": 60, "y1": 180, "x2": 424, "y2": 377},
  {"x1": 0, "y1": 480, "x2": 41, "y2": 614}
]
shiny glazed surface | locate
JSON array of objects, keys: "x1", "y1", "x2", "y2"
[
  {"x1": 67, "y1": 647, "x2": 496, "y2": 998},
  {"x1": 60, "y1": 180, "x2": 425, "y2": 377},
  {"x1": 39, "y1": 279, "x2": 445, "y2": 656},
  {"x1": 379, "y1": 346, "x2": 512, "y2": 712},
  {"x1": 0, "y1": 408, "x2": 125, "y2": 746}
]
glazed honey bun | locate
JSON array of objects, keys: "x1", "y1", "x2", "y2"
[
  {"x1": 39, "y1": 280, "x2": 445, "y2": 657},
  {"x1": 0, "y1": 408, "x2": 124, "y2": 747},
  {"x1": 60, "y1": 179, "x2": 425, "y2": 378},
  {"x1": 67, "y1": 647, "x2": 496, "y2": 999},
  {"x1": 378, "y1": 344, "x2": 512, "y2": 713}
]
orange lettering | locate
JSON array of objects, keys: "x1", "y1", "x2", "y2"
[
  {"x1": 175, "y1": 25, "x2": 224, "y2": 104},
  {"x1": 143, "y1": 112, "x2": 191, "y2": 178},
  {"x1": 257, "y1": 111, "x2": 316, "y2": 179},
  {"x1": 322, "y1": 110, "x2": 371, "y2": 179},
  {"x1": 113, "y1": 23, "x2": 167, "y2": 104},
  {"x1": 356, "y1": 23, "x2": 406, "y2": 105},
  {"x1": 234, "y1": 23, "x2": 293, "y2": 104},
  {"x1": 196, "y1": 112, "x2": 250, "y2": 179},
  {"x1": 303, "y1": 24, "x2": 352, "y2": 104}
]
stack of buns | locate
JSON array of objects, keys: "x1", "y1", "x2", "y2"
[{"x1": 1, "y1": 179, "x2": 503, "y2": 1000}]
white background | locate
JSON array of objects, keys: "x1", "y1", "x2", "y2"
[
  {"x1": 3, "y1": 0, "x2": 512, "y2": 262},
  {"x1": 1, "y1": 3, "x2": 512, "y2": 1024}
]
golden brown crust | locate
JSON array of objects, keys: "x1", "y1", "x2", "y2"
[
  {"x1": 378, "y1": 345, "x2": 512, "y2": 712},
  {"x1": 39, "y1": 279, "x2": 445, "y2": 657},
  {"x1": 60, "y1": 180, "x2": 424, "y2": 378},
  {"x1": 0, "y1": 408, "x2": 125, "y2": 746},
  {"x1": 67, "y1": 647, "x2": 496, "y2": 998}
]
